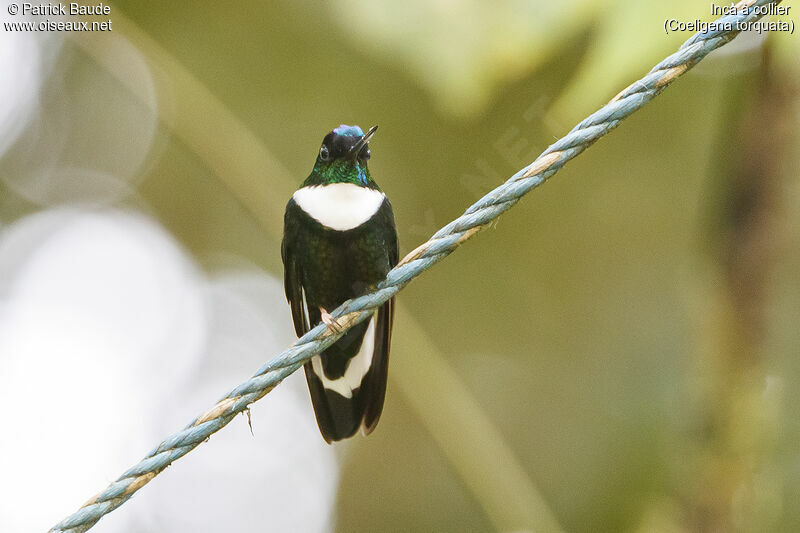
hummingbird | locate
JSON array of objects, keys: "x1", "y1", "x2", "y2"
[{"x1": 282, "y1": 124, "x2": 398, "y2": 443}]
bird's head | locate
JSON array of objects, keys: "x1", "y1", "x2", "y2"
[{"x1": 307, "y1": 125, "x2": 378, "y2": 188}]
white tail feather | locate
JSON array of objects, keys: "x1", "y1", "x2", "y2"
[{"x1": 311, "y1": 316, "x2": 376, "y2": 399}]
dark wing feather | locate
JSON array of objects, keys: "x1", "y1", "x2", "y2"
[
  {"x1": 360, "y1": 298, "x2": 393, "y2": 434},
  {"x1": 360, "y1": 199, "x2": 398, "y2": 434},
  {"x1": 281, "y1": 212, "x2": 307, "y2": 337}
]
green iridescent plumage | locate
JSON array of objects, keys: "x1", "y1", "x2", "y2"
[{"x1": 303, "y1": 158, "x2": 379, "y2": 189}]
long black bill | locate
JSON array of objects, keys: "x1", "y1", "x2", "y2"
[{"x1": 348, "y1": 125, "x2": 378, "y2": 160}]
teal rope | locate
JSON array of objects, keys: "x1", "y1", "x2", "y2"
[{"x1": 51, "y1": 2, "x2": 782, "y2": 531}]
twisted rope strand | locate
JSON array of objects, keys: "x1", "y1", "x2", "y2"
[{"x1": 51, "y1": 2, "x2": 780, "y2": 531}]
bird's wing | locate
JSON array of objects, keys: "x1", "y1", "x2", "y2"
[
  {"x1": 282, "y1": 198, "x2": 314, "y2": 337},
  {"x1": 361, "y1": 197, "x2": 398, "y2": 434}
]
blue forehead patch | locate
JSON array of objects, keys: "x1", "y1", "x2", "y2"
[{"x1": 333, "y1": 124, "x2": 364, "y2": 137}]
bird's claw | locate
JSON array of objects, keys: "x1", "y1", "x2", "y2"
[{"x1": 320, "y1": 308, "x2": 343, "y2": 334}]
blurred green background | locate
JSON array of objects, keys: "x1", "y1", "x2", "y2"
[{"x1": 2, "y1": 1, "x2": 799, "y2": 532}]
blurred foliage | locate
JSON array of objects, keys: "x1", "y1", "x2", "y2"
[
  {"x1": 329, "y1": 0, "x2": 603, "y2": 117},
  {"x1": 4, "y1": 0, "x2": 798, "y2": 531},
  {"x1": 548, "y1": 0, "x2": 699, "y2": 121}
]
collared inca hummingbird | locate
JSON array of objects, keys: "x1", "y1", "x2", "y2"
[{"x1": 282, "y1": 124, "x2": 398, "y2": 443}]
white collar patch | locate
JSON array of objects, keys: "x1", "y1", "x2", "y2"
[{"x1": 293, "y1": 183, "x2": 385, "y2": 231}]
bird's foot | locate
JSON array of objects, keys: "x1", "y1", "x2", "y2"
[{"x1": 320, "y1": 307, "x2": 343, "y2": 334}]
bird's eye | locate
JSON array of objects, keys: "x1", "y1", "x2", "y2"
[
  {"x1": 319, "y1": 145, "x2": 330, "y2": 161},
  {"x1": 363, "y1": 148, "x2": 371, "y2": 160}
]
